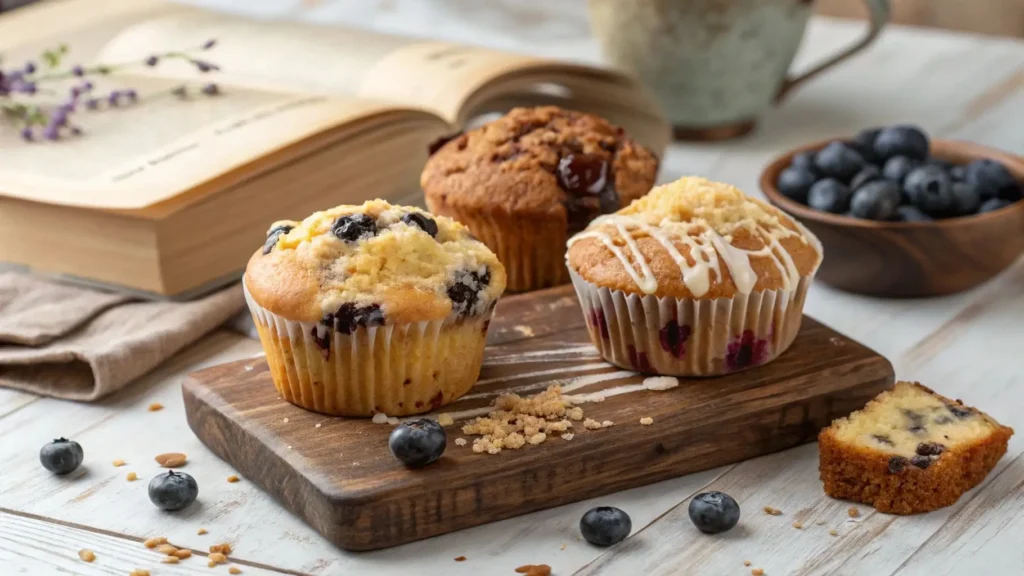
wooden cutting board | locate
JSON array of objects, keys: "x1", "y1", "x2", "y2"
[{"x1": 182, "y1": 285, "x2": 894, "y2": 551}]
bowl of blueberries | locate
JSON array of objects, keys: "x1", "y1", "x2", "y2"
[{"x1": 760, "y1": 125, "x2": 1024, "y2": 297}]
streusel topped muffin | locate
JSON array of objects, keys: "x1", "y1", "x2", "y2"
[
  {"x1": 245, "y1": 199, "x2": 506, "y2": 417},
  {"x1": 566, "y1": 177, "x2": 822, "y2": 376},
  {"x1": 422, "y1": 106, "x2": 658, "y2": 292}
]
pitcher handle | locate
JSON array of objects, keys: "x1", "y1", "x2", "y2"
[{"x1": 775, "y1": 0, "x2": 890, "y2": 103}]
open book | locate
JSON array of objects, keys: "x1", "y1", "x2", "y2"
[{"x1": 0, "y1": 0, "x2": 668, "y2": 297}]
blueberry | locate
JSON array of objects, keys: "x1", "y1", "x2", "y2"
[
  {"x1": 807, "y1": 178, "x2": 851, "y2": 214},
  {"x1": 926, "y1": 156, "x2": 954, "y2": 172},
  {"x1": 775, "y1": 167, "x2": 817, "y2": 203},
  {"x1": 148, "y1": 470, "x2": 199, "y2": 511},
  {"x1": 904, "y1": 166, "x2": 954, "y2": 215},
  {"x1": 557, "y1": 153, "x2": 609, "y2": 196},
  {"x1": 965, "y1": 159, "x2": 1019, "y2": 201},
  {"x1": 389, "y1": 419, "x2": 446, "y2": 467},
  {"x1": 790, "y1": 151, "x2": 817, "y2": 173},
  {"x1": 949, "y1": 182, "x2": 981, "y2": 216},
  {"x1": 39, "y1": 437, "x2": 84, "y2": 475},
  {"x1": 888, "y1": 456, "x2": 908, "y2": 473},
  {"x1": 916, "y1": 442, "x2": 946, "y2": 456},
  {"x1": 850, "y1": 180, "x2": 901, "y2": 220},
  {"x1": 331, "y1": 214, "x2": 377, "y2": 242},
  {"x1": 895, "y1": 205, "x2": 933, "y2": 223},
  {"x1": 849, "y1": 164, "x2": 882, "y2": 191},
  {"x1": 814, "y1": 141, "x2": 865, "y2": 183},
  {"x1": 580, "y1": 506, "x2": 632, "y2": 547},
  {"x1": 979, "y1": 198, "x2": 1013, "y2": 213},
  {"x1": 850, "y1": 127, "x2": 882, "y2": 162},
  {"x1": 262, "y1": 224, "x2": 293, "y2": 255},
  {"x1": 882, "y1": 156, "x2": 920, "y2": 186},
  {"x1": 873, "y1": 125, "x2": 929, "y2": 162},
  {"x1": 401, "y1": 212, "x2": 439, "y2": 237},
  {"x1": 447, "y1": 268, "x2": 491, "y2": 317},
  {"x1": 949, "y1": 164, "x2": 967, "y2": 182},
  {"x1": 910, "y1": 455, "x2": 932, "y2": 469},
  {"x1": 321, "y1": 303, "x2": 385, "y2": 334},
  {"x1": 688, "y1": 491, "x2": 741, "y2": 534}
]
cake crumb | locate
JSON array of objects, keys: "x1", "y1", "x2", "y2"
[
  {"x1": 560, "y1": 544, "x2": 567, "y2": 550},
  {"x1": 282, "y1": 417, "x2": 289, "y2": 423},
  {"x1": 387, "y1": 416, "x2": 400, "y2": 425},
  {"x1": 829, "y1": 529, "x2": 839, "y2": 537},
  {"x1": 792, "y1": 521, "x2": 803, "y2": 529},
  {"x1": 744, "y1": 560, "x2": 752, "y2": 567},
  {"x1": 372, "y1": 413, "x2": 389, "y2": 424},
  {"x1": 210, "y1": 543, "x2": 233, "y2": 555},
  {"x1": 642, "y1": 376, "x2": 679, "y2": 390},
  {"x1": 848, "y1": 507, "x2": 860, "y2": 518},
  {"x1": 154, "y1": 452, "x2": 187, "y2": 468},
  {"x1": 148, "y1": 402, "x2": 164, "y2": 412},
  {"x1": 514, "y1": 325, "x2": 535, "y2": 337},
  {"x1": 454, "y1": 556, "x2": 467, "y2": 562},
  {"x1": 584, "y1": 418, "x2": 603, "y2": 430},
  {"x1": 197, "y1": 528, "x2": 208, "y2": 535},
  {"x1": 143, "y1": 537, "x2": 167, "y2": 549},
  {"x1": 515, "y1": 565, "x2": 552, "y2": 576},
  {"x1": 601, "y1": 420, "x2": 614, "y2": 428},
  {"x1": 455, "y1": 438, "x2": 467, "y2": 447},
  {"x1": 640, "y1": 417, "x2": 654, "y2": 426},
  {"x1": 209, "y1": 552, "x2": 227, "y2": 564},
  {"x1": 174, "y1": 549, "x2": 192, "y2": 559},
  {"x1": 112, "y1": 459, "x2": 125, "y2": 467},
  {"x1": 561, "y1": 432, "x2": 575, "y2": 441},
  {"x1": 229, "y1": 568, "x2": 243, "y2": 575},
  {"x1": 161, "y1": 556, "x2": 179, "y2": 564},
  {"x1": 126, "y1": 472, "x2": 138, "y2": 482},
  {"x1": 763, "y1": 506, "x2": 783, "y2": 516},
  {"x1": 438, "y1": 413, "x2": 455, "y2": 426},
  {"x1": 78, "y1": 549, "x2": 95, "y2": 562},
  {"x1": 752, "y1": 569, "x2": 765, "y2": 576},
  {"x1": 461, "y1": 386, "x2": 584, "y2": 455},
  {"x1": 315, "y1": 423, "x2": 322, "y2": 428},
  {"x1": 156, "y1": 544, "x2": 177, "y2": 555},
  {"x1": 227, "y1": 475, "x2": 240, "y2": 483},
  {"x1": 129, "y1": 570, "x2": 150, "y2": 576},
  {"x1": 568, "y1": 407, "x2": 584, "y2": 421},
  {"x1": 528, "y1": 432, "x2": 547, "y2": 445},
  {"x1": 815, "y1": 520, "x2": 826, "y2": 525}
]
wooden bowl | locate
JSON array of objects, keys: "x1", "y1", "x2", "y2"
[{"x1": 760, "y1": 139, "x2": 1024, "y2": 297}]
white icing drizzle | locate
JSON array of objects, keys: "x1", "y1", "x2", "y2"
[{"x1": 567, "y1": 213, "x2": 814, "y2": 296}]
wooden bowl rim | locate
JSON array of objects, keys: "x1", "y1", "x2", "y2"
[{"x1": 759, "y1": 137, "x2": 1024, "y2": 230}]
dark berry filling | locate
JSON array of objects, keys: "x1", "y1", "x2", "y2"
[
  {"x1": 310, "y1": 326, "x2": 331, "y2": 358},
  {"x1": 427, "y1": 131, "x2": 464, "y2": 156},
  {"x1": 888, "y1": 455, "x2": 908, "y2": 473},
  {"x1": 401, "y1": 212, "x2": 439, "y2": 237},
  {"x1": 659, "y1": 320, "x2": 692, "y2": 358},
  {"x1": 910, "y1": 455, "x2": 932, "y2": 469},
  {"x1": 262, "y1": 224, "x2": 293, "y2": 255},
  {"x1": 725, "y1": 330, "x2": 770, "y2": 371},
  {"x1": 587, "y1": 308, "x2": 609, "y2": 339},
  {"x1": 556, "y1": 152, "x2": 620, "y2": 233},
  {"x1": 627, "y1": 345, "x2": 653, "y2": 373},
  {"x1": 948, "y1": 404, "x2": 972, "y2": 418},
  {"x1": 321, "y1": 303, "x2": 385, "y2": 334},
  {"x1": 872, "y1": 434, "x2": 894, "y2": 446},
  {"x1": 331, "y1": 214, "x2": 377, "y2": 242},
  {"x1": 447, "y1": 268, "x2": 491, "y2": 317},
  {"x1": 915, "y1": 442, "x2": 945, "y2": 456}
]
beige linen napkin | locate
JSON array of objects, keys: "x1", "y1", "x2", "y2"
[{"x1": 0, "y1": 272, "x2": 246, "y2": 401}]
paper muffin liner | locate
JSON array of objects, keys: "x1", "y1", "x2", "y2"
[
  {"x1": 568, "y1": 269, "x2": 812, "y2": 376},
  {"x1": 425, "y1": 201, "x2": 568, "y2": 293},
  {"x1": 244, "y1": 282, "x2": 493, "y2": 417}
]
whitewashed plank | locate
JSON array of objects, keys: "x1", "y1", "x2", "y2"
[{"x1": 0, "y1": 388, "x2": 40, "y2": 419}]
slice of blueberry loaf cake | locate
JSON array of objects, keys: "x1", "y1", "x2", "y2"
[{"x1": 819, "y1": 381, "x2": 1013, "y2": 514}]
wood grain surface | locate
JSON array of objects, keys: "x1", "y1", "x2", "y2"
[{"x1": 182, "y1": 285, "x2": 894, "y2": 550}]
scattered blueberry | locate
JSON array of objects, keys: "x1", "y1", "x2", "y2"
[
  {"x1": 881, "y1": 156, "x2": 919, "y2": 186},
  {"x1": 850, "y1": 180, "x2": 901, "y2": 220},
  {"x1": 580, "y1": 506, "x2": 632, "y2": 547},
  {"x1": 965, "y1": 159, "x2": 1019, "y2": 201},
  {"x1": 849, "y1": 164, "x2": 882, "y2": 191},
  {"x1": 850, "y1": 127, "x2": 881, "y2": 162},
  {"x1": 776, "y1": 167, "x2": 817, "y2": 203},
  {"x1": 148, "y1": 470, "x2": 199, "y2": 511},
  {"x1": 904, "y1": 166, "x2": 954, "y2": 215},
  {"x1": 39, "y1": 438, "x2": 84, "y2": 475},
  {"x1": 926, "y1": 156, "x2": 954, "y2": 172},
  {"x1": 978, "y1": 198, "x2": 1012, "y2": 214},
  {"x1": 949, "y1": 164, "x2": 967, "y2": 182},
  {"x1": 401, "y1": 212, "x2": 439, "y2": 237},
  {"x1": 873, "y1": 125, "x2": 929, "y2": 161},
  {"x1": 688, "y1": 491, "x2": 741, "y2": 534},
  {"x1": 807, "y1": 179, "x2": 851, "y2": 213},
  {"x1": 331, "y1": 214, "x2": 378, "y2": 242},
  {"x1": 814, "y1": 141, "x2": 865, "y2": 182},
  {"x1": 949, "y1": 182, "x2": 981, "y2": 216},
  {"x1": 790, "y1": 151, "x2": 817, "y2": 173},
  {"x1": 895, "y1": 205, "x2": 933, "y2": 222},
  {"x1": 262, "y1": 224, "x2": 293, "y2": 255},
  {"x1": 389, "y1": 419, "x2": 447, "y2": 467},
  {"x1": 448, "y1": 268, "x2": 491, "y2": 317}
]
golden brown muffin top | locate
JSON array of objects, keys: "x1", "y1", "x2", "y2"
[
  {"x1": 420, "y1": 106, "x2": 658, "y2": 232},
  {"x1": 245, "y1": 199, "x2": 506, "y2": 325},
  {"x1": 566, "y1": 177, "x2": 822, "y2": 299}
]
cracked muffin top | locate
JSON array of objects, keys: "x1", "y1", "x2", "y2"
[
  {"x1": 245, "y1": 199, "x2": 506, "y2": 326},
  {"x1": 567, "y1": 177, "x2": 823, "y2": 299},
  {"x1": 420, "y1": 106, "x2": 659, "y2": 232}
]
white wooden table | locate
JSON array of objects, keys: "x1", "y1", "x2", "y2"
[{"x1": 2, "y1": 2, "x2": 1023, "y2": 575}]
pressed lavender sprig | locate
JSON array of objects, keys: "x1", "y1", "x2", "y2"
[{"x1": 1, "y1": 38, "x2": 221, "y2": 141}]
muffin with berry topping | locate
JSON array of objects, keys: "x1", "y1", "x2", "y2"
[
  {"x1": 567, "y1": 177, "x2": 822, "y2": 376},
  {"x1": 421, "y1": 106, "x2": 658, "y2": 292},
  {"x1": 245, "y1": 200, "x2": 506, "y2": 417}
]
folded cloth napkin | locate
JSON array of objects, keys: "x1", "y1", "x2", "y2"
[{"x1": 0, "y1": 272, "x2": 246, "y2": 401}]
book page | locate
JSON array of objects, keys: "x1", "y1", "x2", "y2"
[{"x1": 0, "y1": 75, "x2": 408, "y2": 210}]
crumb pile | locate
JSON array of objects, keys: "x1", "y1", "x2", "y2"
[{"x1": 461, "y1": 386, "x2": 595, "y2": 454}]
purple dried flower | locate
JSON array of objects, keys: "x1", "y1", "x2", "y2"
[
  {"x1": 70, "y1": 126, "x2": 83, "y2": 136},
  {"x1": 192, "y1": 60, "x2": 219, "y2": 73},
  {"x1": 171, "y1": 85, "x2": 188, "y2": 99},
  {"x1": 81, "y1": 81, "x2": 94, "y2": 91},
  {"x1": 53, "y1": 110, "x2": 69, "y2": 127},
  {"x1": 43, "y1": 124, "x2": 60, "y2": 141},
  {"x1": 201, "y1": 83, "x2": 219, "y2": 96},
  {"x1": 20, "y1": 127, "x2": 34, "y2": 141},
  {"x1": 145, "y1": 55, "x2": 159, "y2": 67},
  {"x1": 124, "y1": 89, "x2": 138, "y2": 102},
  {"x1": 70, "y1": 86, "x2": 81, "y2": 97},
  {"x1": 23, "y1": 61, "x2": 36, "y2": 74},
  {"x1": 84, "y1": 98, "x2": 100, "y2": 110},
  {"x1": 201, "y1": 39, "x2": 217, "y2": 50},
  {"x1": 108, "y1": 90, "x2": 121, "y2": 106},
  {"x1": 18, "y1": 82, "x2": 37, "y2": 95},
  {"x1": 71, "y1": 65, "x2": 85, "y2": 77}
]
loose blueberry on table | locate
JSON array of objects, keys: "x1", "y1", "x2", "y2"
[
  {"x1": 39, "y1": 437, "x2": 84, "y2": 475},
  {"x1": 776, "y1": 124, "x2": 1022, "y2": 221},
  {"x1": 148, "y1": 470, "x2": 199, "y2": 511},
  {"x1": 688, "y1": 491, "x2": 741, "y2": 534},
  {"x1": 579, "y1": 506, "x2": 632, "y2": 547},
  {"x1": 389, "y1": 419, "x2": 447, "y2": 467}
]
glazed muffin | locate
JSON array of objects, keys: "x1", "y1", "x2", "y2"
[
  {"x1": 567, "y1": 177, "x2": 822, "y2": 376},
  {"x1": 421, "y1": 106, "x2": 659, "y2": 292},
  {"x1": 244, "y1": 199, "x2": 506, "y2": 417}
]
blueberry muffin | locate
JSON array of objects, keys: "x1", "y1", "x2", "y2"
[
  {"x1": 567, "y1": 177, "x2": 822, "y2": 376},
  {"x1": 819, "y1": 382, "x2": 1012, "y2": 514},
  {"x1": 245, "y1": 200, "x2": 506, "y2": 417},
  {"x1": 421, "y1": 106, "x2": 658, "y2": 292}
]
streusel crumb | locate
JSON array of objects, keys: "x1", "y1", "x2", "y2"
[
  {"x1": 438, "y1": 413, "x2": 455, "y2": 426},
  {"x1": 763, "y1": 506, "x2": 783, "y2": 516},
  {"x1": 455, "y1": 438, "x2": 467, "y2": 447},
  {"x1": 752, "y1": 569, "x2": 765, "y2": 576},
  {"x1": 848, "y1": 507, "x2": 860, "y2": 518},
  {"x1": 461, "y1": 386, "x2": 585, "y2": 454},
  {"x1": 583, "y1": 418, "x2": 603, "y2": 430},
  {"x1": 561, "y1": 433, "x2": 575, "y2": 441},
  {"x1": 640, "y1": 417, "x2": 654, "y2": 426}
]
